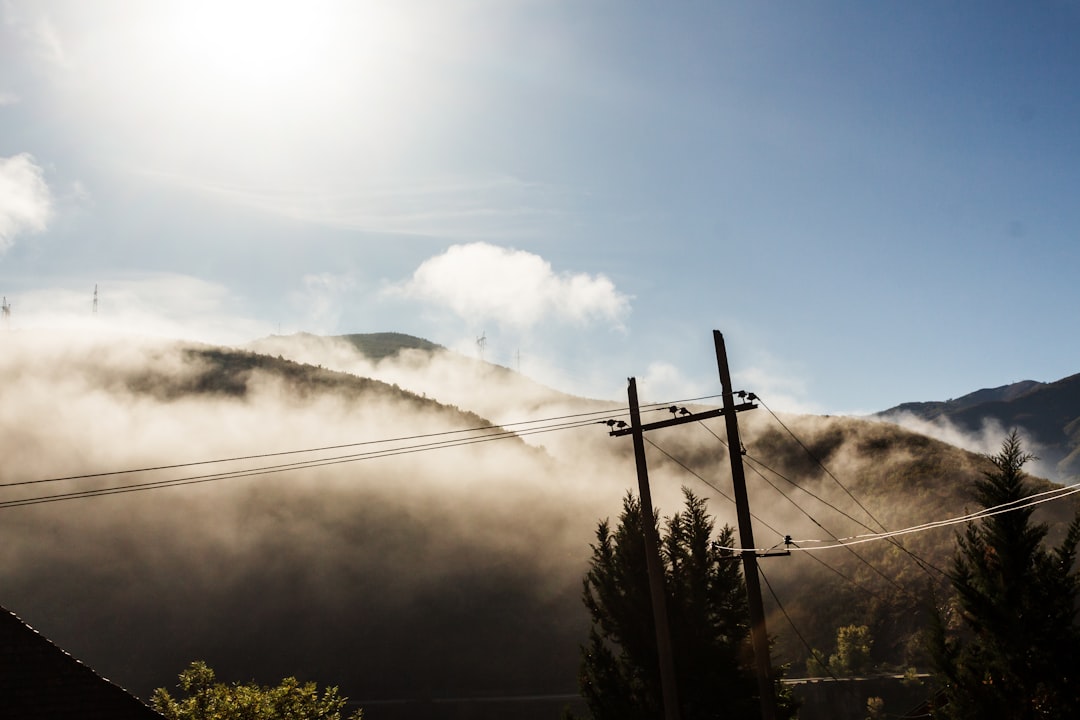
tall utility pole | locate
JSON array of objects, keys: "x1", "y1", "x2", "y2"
[
  {"x1": 714, "y1": 330, "x2": 778, "y2": 720},
  {"x1": 627, "y1": 377, "x2": 681, "y2": 720},
  {"x1": 612, "y1": 332, "x2": 780, "y2": 720}
]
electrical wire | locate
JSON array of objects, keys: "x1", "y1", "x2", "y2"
[
  {"x1": 0, "y1": 407, "x2": 627, "y2": 489},
  {"x1": 0, "y1": 395, "x2": 714, "y2": 491},
  {"x1": 641, "y1": 437, "x2": 786, "y2": 542},
  {"x1": 706, "y1": 478, "x2": 1080, "y2": 554},
  {"x1": 0, "y1": 391, "x2": 726, "y2": 509},
  {"x1": 694, "y1": 421, "x2": 916, "y2": 598},
  {"x1": 755, "y1": 397, "x2": 945, "y2": 578},
  {"x1": 0, "y1": 417, "x2": 604, "y2": 509},
  {"x1": 757, "y1": 398, "x2": 885, "y2": 530},
  {"x1": 758, "y1": 565, "x2": 837, "y2": 681},
  {"x1": 791, "y1": 480, "x2": 1080, "y2": 551}
]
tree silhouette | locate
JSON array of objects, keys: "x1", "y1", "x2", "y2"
[
  {"x1": 930, "y1": 432, "x2": 1080, "y2": 719},
  {"x1": 575, "y1": 488, "x2": 795, "y2": 720}
]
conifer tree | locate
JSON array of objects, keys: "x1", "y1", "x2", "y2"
[
  {"x1": 576, "y1": 488, "x2": 795, "y2": 720},
  {"x1": 930, "y1": 432, "x2": 1080, "y2": 719}
]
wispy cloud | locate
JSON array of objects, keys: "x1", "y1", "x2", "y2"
[
  {"x1": 141, "y1": 170, "x2": 565, "y2": 239},
  {"x1": 0, "y1": 91, "x2": 19, "y2": 105},
  {"x1": 388, "y1": 242, "x2": 631, "y2": 330},
  {"x1": 0, "y1": 152, "x2": 52, "y2": 251}
]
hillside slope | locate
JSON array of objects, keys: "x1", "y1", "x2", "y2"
[{"x1": 878, "y1": 373, "x2": 1080, "y2": 479}]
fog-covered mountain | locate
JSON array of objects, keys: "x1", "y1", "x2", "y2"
[
  {"x1": 3, "y1": 330, "x2": 1078, "y2": 720},
  {"x1": 876, "y1": 373, "x2": 1080, "y2": 480}
]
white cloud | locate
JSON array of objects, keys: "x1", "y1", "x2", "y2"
[
  {"x1": 389, "y1": 242, "x2": 631, "y2": 330},
  {"x1": 0, "y1": 91, "x2": 19, "y2": 105},
  {"x1": 0, "y1": 152, "x2": 52, "y2": 251}
]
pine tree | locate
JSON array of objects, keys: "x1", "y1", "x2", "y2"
[
  {"x1": 576, "y1": 488, "x2": 795, "y2": 720},
  {"x1": 930, "y1": 432, "x2": 1080, "y2": 719}
]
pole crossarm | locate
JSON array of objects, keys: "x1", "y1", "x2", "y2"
[{"x1": 608, "y1": 402, "x2": 757, "y2": 437}]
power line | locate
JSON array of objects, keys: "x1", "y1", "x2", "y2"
[
  {"x1": 791, "y1": 480, "x2": 1080, "y2": 552},
  {"x1": 743, "y1": 454, "x2": 914, "y2": 598},
  {"x1": 707, "y1": 478, "x2": 1080, "y2": 554},
  {"x1": 642, "y1": 437, "x2": 786, "y2": 541},
  {"x1": 1, "y1": 392, "x2": 732, "y2": 509},
  {"x1": 1, "y1": 396, "x2": 716, "y2": 491},
  {"x1": 0, "y1": 417, "x2": 604, "y2": 509},
  {"x1": 757, "y1": 398, "x2": 885, "y2": 530},
  {"x1": 758, "y1": 565, "x2": 837, "y2": 681},
  {"x1": 693, "y1": 421, "x2": 916, "y2": 598},
  {"x1": 755, "y1": 398, "x2": 945, "y2": 578}
]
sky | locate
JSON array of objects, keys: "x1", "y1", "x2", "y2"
[{"x1": 2, "y1": 0, "x2": 1079, "y2": 414}]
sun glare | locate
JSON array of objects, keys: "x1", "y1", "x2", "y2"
[
  {"x1": 160, "y1": 1, "x2": 339, "y2": 94},
  {"x1": 73, "y1": 0, "x2": 458, "y2": 184}
]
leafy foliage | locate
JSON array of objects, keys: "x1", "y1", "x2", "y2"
[
  {"x1": 576, "y1": 489, "x2": 796, "y2": 720},
  {"x1": 806, "y1": 624, "x2": 874, "y2": 677},
  {"x1": 151, "y1": 661, "x2": 363, "y2": 720},
  {"x1": 930, "y1": 432, "x2": 1080, "y2": 719}
]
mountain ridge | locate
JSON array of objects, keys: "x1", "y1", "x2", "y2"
[{"x1": 876, "y1": 372, "x2": 1080, "y2": 480}]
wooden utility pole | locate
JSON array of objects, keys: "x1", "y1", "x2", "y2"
[
  {"x1": 612, "y1": 333, "x2": 778, "y2": 720},
  {"x1": 627, "y1": 377, "x2": 681, "y2": 720},
  {"x1": 713, "y1": 330, "x2": 778, "y2": 720}
]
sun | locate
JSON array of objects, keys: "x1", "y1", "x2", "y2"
[
  {"x1": 72, "y1": 0, "x2": 450, "y2": 185},
  {"x1": 158, "y1": 1, "x2": 345, "y2": 95}
]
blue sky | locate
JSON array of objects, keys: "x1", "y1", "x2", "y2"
[{"x1": 1, "y1": 0, "x2": 1078, "y2": 413}]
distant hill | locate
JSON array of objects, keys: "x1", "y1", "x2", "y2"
[
  {"x1": 249, "y1": 331, "x2": 596, "y2": 422},
  {"x1": 876, "y1": 374, "x2": 1080, "y2": 480},
  {"x1": 324, "y1": 332, "x2": 444, "y2": 361}
]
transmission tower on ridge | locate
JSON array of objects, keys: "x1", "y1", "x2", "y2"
[
  {"x1": 476, "y1": 331, "x2": 487, "y2": 361},
  {"x1": 92, "y1": 284, "x2": 98, "y2": 315},
  {"x1": 1, "y1": 296, "x2": 10, "y2": 329}
]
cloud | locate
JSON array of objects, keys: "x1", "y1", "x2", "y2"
[
  {"x1": 389, "y1": 242, "x2": 631, "y2": 330},
  {"x1": 0, "y1": 153, "x2": 52, "y2": 251},
  {"x1": 0, "y1": 91, "x2": 19, "y2": 105},
  {"x1": 141, "y1": 170, "x2": 563, "y2": 239}
]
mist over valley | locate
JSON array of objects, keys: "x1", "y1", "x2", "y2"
[{"x1": 3, "y1": 330, "x2": 1079, "y2": 718}]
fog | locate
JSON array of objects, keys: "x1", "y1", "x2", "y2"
[
  {"x1": 3, "y1": 329, "x2": 1067, "y2": 716},
  {"x1": 875, "y1": 410, "x2": 1061, "y2": 482},
  {"x1": 0, "y1": 329, "x2": 686, "y2": 712}
]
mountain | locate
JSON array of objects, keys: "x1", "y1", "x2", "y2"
[
  {"x1": 876, "y1": 373, "x2": 1080, "y2": 480},
  {"x1": 294, "y1": 331, "x2": 445, "y2": 361},
  {"x1": 3, "y1": 330, "x2": 1078, "y2": 720}
]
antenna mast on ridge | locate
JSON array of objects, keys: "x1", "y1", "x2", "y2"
[
  {"x1": 1, "y1": 296, "x2": 10, "y2": 329},
  {"x1": 476, "y1": 331, "x2": 487, "y2": 361},
  {"x1": 92, "y1": 284, "x2": 98, "y2": 315}
]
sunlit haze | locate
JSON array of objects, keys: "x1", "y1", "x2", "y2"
[{"x1": 3, "y1": 1, "x2": 1079, "y2": 413}]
